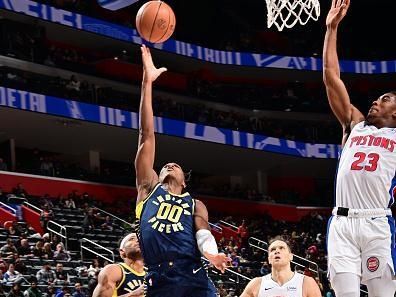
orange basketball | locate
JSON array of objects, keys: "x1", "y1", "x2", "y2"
[{"x1": 136, "y1": 1, "x2": 176, "y2": 43}]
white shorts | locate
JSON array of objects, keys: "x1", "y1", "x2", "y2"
[{"x1": 327, "y1": 209, "x2": 396, "y2": 284}]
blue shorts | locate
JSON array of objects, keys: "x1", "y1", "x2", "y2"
[{"x1": 145, "y1": 259, "x2": 218, "y2": 297}]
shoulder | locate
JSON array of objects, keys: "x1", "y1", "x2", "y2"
[
  {"x1": 302, "y1": 275, "x2": 321, "y2": 296},
  {"x1": 98, "y1": 264, "x2": 122, "y2": 282},
  {"x1": 245, "y1": 277, "x2": 262, "y2": 293}
]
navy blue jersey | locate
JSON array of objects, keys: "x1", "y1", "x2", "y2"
[
  {"x1": 136, "y1": 183, "x2": 201, "y2": 266},
  {"x1": 113, "y1": 263, "x2": 145, "y2": 297}
]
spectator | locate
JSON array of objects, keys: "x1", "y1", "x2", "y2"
[
  {"x1": 3, "y1": 263, "x2": 23, "y2": 285},
  {"x1": 0, "y1": 259, "x2": 7, "y2": 274},
  {"x1": 6, "y1": 284, "x2": 23, "y2": 297},
  {"x1": 46, "y1": 285, "x2": 56, "y2": 297},
  {"x1": 0, "y1": 240, "x2": 18, "y2": 258},
  {"x1": 17, "y1": 239, "x2": 33, "y2": 257},
  {"x1": 0, "y1": 158, "x2": 8, "y2": 171},
  {"x1": 54, "y1": 263, "x2": 69, "y2": 285},
  {"x1": 42, "y1": 243, "x2": 53, "y2": 260},
  {"x1": 64, "y1": 196, "x2": 76, "y2": 209},
  {"x1": 13, "y1": 257, "x2": 27, "y2": 275},
  {"x1": 32, "y1": 241, "x2": 44, "y2": 258},
  {"x1": 53, "y1": 244, "x2": 71, "y2": 262},
  {"x1": 72, "y1": 283, "x2": 85, "y2": 297},
  {"x1": 82, "y1": 209, "x2": 95, "y2": 232},
  {"x1": 100, "y1": 216, "x2": 113, "y2": 231},
  {"x1": 237, "y1": 220, "x2": 249, "y2": 247},
  {"x1": 86, "y1": 259, "x2": 100, "y2": 278},
  {"x1": 55, "y1": 286, "x2": 70, "y2": 297},
  {"x1": 87, "y1": 270, "x2": 99, "y2": 297},
  {"x1": 7, "y1": 226, "x2": 19, "y2": 237},
  {"x1": 259, "y1": 261, "x2": 270, "y2": 276},
  {"x1": 39, "y1": 204, "x2": 54, "y2": 232},
  {"x1": 12, "y1": 184, "x2": 27, "y2": 198},
  {"x1": 23, "y1": 279, "x2": 42, "y2": 297},
  {"x1": 36, "y1": 262, "x2": 55, "y2": 285}
]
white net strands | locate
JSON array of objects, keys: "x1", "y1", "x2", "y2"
[{"x1": 266, "y1": 0, "x2": 320, "y2": 31}]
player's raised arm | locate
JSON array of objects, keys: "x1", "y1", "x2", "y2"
[
  {"x1": 135, "y1": 45, "x2": 167, "y2": 201},
  {"x1": 323, "y1": 0, "x2": 364, "y2": 140},
  {"x1": 194, "y1": 200, "x2": 231, "y2": 273}
]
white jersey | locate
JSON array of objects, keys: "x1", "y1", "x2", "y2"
[
  {"x1": 336, "y1": 121, "x2": 396, "y2": 209},
  {"x1": 258, "y1": 272, "x2": 304, "y2": 297}
]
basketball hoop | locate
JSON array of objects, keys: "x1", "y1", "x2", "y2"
[{"x1": 265, "y1": 0, "x2": 320, "y2": 31}]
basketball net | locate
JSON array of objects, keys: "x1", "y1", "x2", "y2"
[{"x1": 266, "y1": 0, "x2": 320, "y2": 31}]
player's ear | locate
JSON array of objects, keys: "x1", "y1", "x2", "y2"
[
  {"x1": 289, "y1": 253, "x2": 293, "y2": 262},
  {"x1": 119, "y1": 249, "x2": 126, "y2": 259}
]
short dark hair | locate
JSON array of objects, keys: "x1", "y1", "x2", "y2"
[
  {"x1": 268, "y1": 236, "x2": 292, "y2": 252},
  {"x1": 390, "y1": 91, "x2": 396, "y2": 97}
]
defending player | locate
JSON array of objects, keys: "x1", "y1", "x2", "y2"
[
  {"x1": 323, "y1": 0, "x2": 396, "y2": 296},
  {"x1": 93, "y1": 233, "x2": 145, "y2": 297},
  {"x1": 240, "y1": 238, "x2": 321, "y2": 297},
  {"x1": 134, "y1": 44, "x2": 230, "y2": 297}
]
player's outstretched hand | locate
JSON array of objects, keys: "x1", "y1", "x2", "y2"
[
  {"x1": 141, "y1": 44, "x2": 167, "y2": 83},
  {"x1": 206, "y1": 253, "x2": 231, "y2": 273},
  {"x1": 326, "y1": 0, "x2": 350, "y2": 29}
]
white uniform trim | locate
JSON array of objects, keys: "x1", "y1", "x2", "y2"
[{"x1": 258, "y1": 272, "x2": 304, "y2": 297}]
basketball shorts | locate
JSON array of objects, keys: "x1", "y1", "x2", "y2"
[
  {"x1": 145, "y1": 258, "x2": 218, "y2": 297},
  {"x1": 327, "y1": 207, "x2": 395, "y2": 284}
]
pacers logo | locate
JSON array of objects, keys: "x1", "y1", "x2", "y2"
[
  {"x1": 148, "y1": 194, "x2": 192, "y2": 233},
  {"x1": 366, "y1": 256, "x2": 379, "y2": 272}
]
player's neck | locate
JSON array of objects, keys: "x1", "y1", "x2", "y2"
[
  {"x1": 162, "y1": 180, "x2": 183, "y2": 195},
  {"x1": 271, "y1": 267, "x2": 294, "y2": 286},
  {"x1": 125, "y1": 258, "x2": 144, "y2": 273}
]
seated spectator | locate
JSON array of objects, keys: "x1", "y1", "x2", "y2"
[
  {"x1": 12, "y1": 184, "x2": 27, "y2": 198},
  {"x1": 54, "y1": 263, "x2": 69, "y2": 285},
  {"x1": 32, "y1": 241, "x2": 44, "y2": 258},
  {"x1": 42, "y1": 243, "x2": 54, "y2": 260},
  {"x1": 64, "y1": 196, "x2": 76, "y2": 209},
  {"x1": 72, "y1": 283, "x2": 85, "y2": 297},
  {"x1": 237, "y1": 220, "x2": 249, "y2": 248},
  {"x1": 86, "y1": 259, "x2": 100, "y2": 278},
  {"x1": 7, "y1": 226, "x2": 19, "y2": 237},
  {"x1": 36, "y1": 262, "x2": 55, "y2": 285},
  {"x1": 23, "y1": 279, "x2": 42, "y2": 297},
  {"x1": 13, "y1": 257, "x2": 27, "y2": 275},
  {"x1": 39, "y1": 205, "x2": 54, "y2": 232},
  {"x1": 46, "y1": 285, "x2": 56, "y2": 297},
  {"x1": 6, "y1": 283, "x2": 23, "y2": 297},
  {"x1": 55, "y1": 286, "x2": 70, "y2": 297},
  {"x1": 3, "y1": 263, "x2": 23, "y2": 285},
  {"x1": 260, "y1": 261, "x2": 270, "y2": 276},
  {"x1": 50, "y1": 235, "x2": 61, "y2": 251},
  {"x1": 0, "y1": 259, "x2": 6, "y2": 274},
  {"x1": 100, "y1": 216, "x2": 113, "y2": 231},
  {"x1": 87, "y1": 271, "x2": 99, "y2": 297},
  {"x1": 17, "y1": 239, "x2": 33, "y2": 257},
  {"x1": 0, "y1": 239, "x2": 18, "y2": 258},
  {"x1": 0, "y1": 158, "x2": 8, "y2": 171},
  {"x1": 53, "y1": 244, "x2": 71, "y2": 262}
]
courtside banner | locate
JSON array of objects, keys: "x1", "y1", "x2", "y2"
[
  {"x1": 0, "y1": 86, "x2": 341, "y2": 158},
  {"x1": 0, "y1": 0, "x2": 394, "y2": 74}
]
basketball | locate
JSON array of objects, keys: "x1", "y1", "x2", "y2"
[{"x1": 136, "y1": 1, "x2": 176, "y2": 43}]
